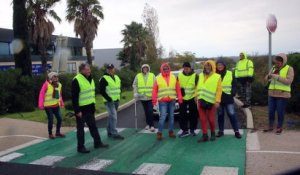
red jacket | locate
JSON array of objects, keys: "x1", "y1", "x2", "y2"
[{"x1": 152, "y1": 63, "x2": 183, "y2": 105}]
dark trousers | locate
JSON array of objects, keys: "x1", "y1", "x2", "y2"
[
  {"x1": 238, "y1": 82, "x2": 252, "y2": 105},
  {"x1": 268, "y1": 96, "x2": 288, "y2": 128},
  {"x1": 76, "y1": 111, "x2": 102, "y2": 149},
  {"x1": 179, "y1": 98, "x2": 198, "y2": 132},
  {"x1": 45, "y1": 107, "x2": 62, "y2": 135},
  {"x1": 141, "y1": 100, "x2": 154, "y2": 127}
]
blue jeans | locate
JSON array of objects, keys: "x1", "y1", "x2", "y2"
[
  {"x1": 217, "y1": 103, "x2": 239, "y2": 132},
  {"x1": 105, "y1": 101, "x2": 119, "y2": 136},
  {"x1": 158, "y1": 100, "x2": 175, "y2": 132},
  {"x1": 45, "y1": 107, "x2": 62, "y2": 135},
  {"x1": 268, "y1": 96, "x2": 287, "y2": 128}
]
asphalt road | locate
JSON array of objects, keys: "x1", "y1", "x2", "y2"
[{"x1": 96, "y1": 101, "x2": 246, "y2": 130}]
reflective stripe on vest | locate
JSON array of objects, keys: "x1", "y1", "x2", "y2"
[
  {"x1": 268, "y1": 65, "x2": 291, "y2": 92},
  {"x1": 137, "y1": 72, "x2": 155, "y2": 97},
  {"x1": 156, "y1": 74, "x2": 177, "y2": 100},
  {"x1": 44, "y1": 83, "x2": 62, "y2": 107},
  {"x1": 74, "y1": 74, "x2": 96, "y2": 106},
  {"x1": 178, "y1": 72, "x2": 196, "y2": 100},
  {"x1": 103, "y1": 75, "x2": 121, "y2": 102},
  {"x1": 197, "y1": 73, "x2": 220, "y2": 103},
  {"x1": 222, "y1": 70, "x2": 233, "y2": 95},
  {"x1": 235, "y1": 59, "x2": 253, "y2": 78}
]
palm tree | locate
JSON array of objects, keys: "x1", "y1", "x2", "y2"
[
  {"x1": 27, "y1": 0, "x2": 61, "y2": 73},
  {"x1": 121, "y1": 21, "x2": 148, "y2": 71},
  {"x1": 13, "y1": 0, "x2": 32, "y2": 76},
  {"x1": 66, "y1": 0, "x2": 104, "y2": 65}
]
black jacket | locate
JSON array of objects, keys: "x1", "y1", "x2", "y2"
[
  {"x1": 72, "y1": 74, "x2": 96, "y2": 114},
  {"x1": 99, "y1": 73, "x2": 119, "y2": 102}
]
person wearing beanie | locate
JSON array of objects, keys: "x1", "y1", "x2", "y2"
[
  {"x1": 177, "y1": 62, "x2": 199, "y2": 137},
  {"x1": 216, "y1": 60, "x2": 242, "y2": 139},
  {"x1": 263, "y1": 53, "x2": 294, "y2": 134},
  {"x1": 196, "y1": 60, "x2": 222, "y2": 142},
  {"x1": 132, "y1": 64, "x2": 156, "y2": 132},
  {"x1": 38, "y1": 72, "x2": 65, "y2": 139},
  {"x1": 235, "y1": 52, "x2": 254, "y2": 108}
]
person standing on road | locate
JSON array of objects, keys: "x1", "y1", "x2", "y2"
[
  {"x1": 152, "y1": 63, "x2": 183, "y2": 140},
  {"x1": 216, "y1": 60, "x2": 242, "y2": 139},
  {"x1": 99, "y1": 64, "x2": 124, "y2": 140},
  {"x1": 132, "y1": 64, "x2": 156, "y2": 132},
  {"x1": 263, "y1": 53, "x2": 294, "y2": 134},
  {"x1": 72, "y1": 63, "x2": 108, "y2": 153},
  {"x1": 177, "y1": 62, "x2": 199, "y2": 137},
  {"x1": 197, "y1": 60, "x2": 222, "y2": 142},
  {"x1": 235, "y1": 52, "x2": 254, "y2": 108},
  {"x1": 39, "y1": 72, "x2": 65, "y2": 139}
]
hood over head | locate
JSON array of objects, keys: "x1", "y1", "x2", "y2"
[
  {"x1": 203, "y1": 60, "x2": 216, "y2": 74},
  {"x1": 216, "y1": 59, "x2": 227, "y2": 75},
  {"x1": 141, "y1": 64, "x2": 150, "y2": 72},
  {"x1": 240, "y1": 51, "x2": 248, "y2": 60},
  {"x1": 276, "y1": 53, "x2": 288, "y2": 65},
  {"x1": 160, "y1": 62, "x2": 171, "y2": 76}
]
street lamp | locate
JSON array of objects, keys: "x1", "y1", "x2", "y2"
[{"x1": 266, "y1": 14, "x2": 277, "y2": 70}]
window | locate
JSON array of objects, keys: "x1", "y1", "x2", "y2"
[
  {"x1": 0, "y1": 42, "x2": 10, "y2": 55},
  {"x1": 67, "y1": 62, "x2": 77, "y2": 73}
]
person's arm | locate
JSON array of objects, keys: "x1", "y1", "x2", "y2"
[
  {"x1": 132, "y1": 75, "x2": 138, "y2": 97},
  {"x1": 215, "y1": 78, "x2": 222, "y2": 103},
  {"x1": 59, "y1": 84, "x2": 64, "y2": 108},
  {"x1": 277, "y1": 66, "x2": 294, "y2": 85},
  {"x1": 248, "y1": 60, "x2": 254, "y2": 77},
  {"x1": 99, "y1": 77, "x2": 112, "y2": 102},
  {"x1": 38, "y1": 81, "x2": 48, "y2": 109},
  {"x1": 72, "y1": 79, "x2": 80, "y2": 114},
  {"x1": 176, "y1": 80, "x2": 183, "y2": 104},
  {"x1": 195, "y1": 74, "x2": 199, "y2": 85},
  {"x1": 152, "y1": 80, "x2": 158, "y2": 106},
  {"x1": 231, "y1": 74, "x2": 237, "y2": 97}
]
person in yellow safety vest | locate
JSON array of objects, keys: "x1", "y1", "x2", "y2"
[
  {"x1": 99, "y1": 64, "x2": 124, "y2": 140},
  {"x1": 152, "y1": 63, "x2": 183, "y2": 140},
  {"x1": 132, "y1": 64, "x2": 156, "y2": 132},
  {"x1": 38, "y1": 72, "x2": 65, "y2": 139},
  {"x1": 72, "y1": 63, "x2": 109, "y2": 153},
  {"x1": 196, "y1": 60, "x2": 222, "y2": 143},
  {"x1": 177, "y1": 62, "x2": 199, "y2": 138},
  {"x1": 235, "y1": 51, "x2": 254, "y2": 108},
  {"x1": 263, "y1": 53, "x2": 294, "y2": 134},
  {"x1": 216, "y1": 60, "x2": 242, "y2": 139}
]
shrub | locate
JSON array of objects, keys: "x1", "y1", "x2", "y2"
[
  {"x1": 251, "y1": 81, "x2": 268, "y2": 106},
  {"x1": 117, "y1": 66, "x2": 135, "y2": 90}
]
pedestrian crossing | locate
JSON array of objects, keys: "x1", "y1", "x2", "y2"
[{"x1": 0, "y1": 128, "x2": 246, "y2": 175}]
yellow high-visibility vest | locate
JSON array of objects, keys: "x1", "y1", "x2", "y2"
[
  {"x1": 269, "y1": 65, "x2": 291, "y2": 92},
  {"x1": 197, "y1": 73, "x2": 221, "y2": 103},
  {"x1": 103, "y1": 75, "x2": 121, "y2": 102},
  {"x1": 178, "y1": 72, "x2": 196, "y2": 100},
  {"x1": 156, "y1": 74, "x2": 177, "y2": 100},
  {"x1": 222, "y1": 70, "x2": 233, "y2": 95},
  {"x1": 137, "y1": 72, "x2": 155, "y2": 97},
  {"x1": 44, "y1": 82, "x2": 62, "y2": 107},
  {"x1": 235, "y1": 59, "x2": 254, "y2": 78},
  {"x1": 74, "y1": 74, "x2": 96, "y2": 106}
]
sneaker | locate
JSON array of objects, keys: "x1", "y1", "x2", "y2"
[
  {"x1": 263, "y1": 128, "x2": 273, "y2": 132},
  {"x1": 168, "y1": 131, "x2": 176, "y2": 138},
  {"x1": 150, "y1": 126, "x2": 155, "y2": 132},
  {"x1": 145, "y1": 125, "x2": 150, "y2": 130},
  {"x1": 210, "y1": 132, "x2": 216, "y2": 141},
  {"x1": 216, "y1": 131, "x2": 224, "y2": 137},
  {"x1": 113, "y1": 135, "x2": 124, "y2": 140},
  {"x1": 197, "y1": 134, "x2": 208, "y2": 143},
  {"x1": 179, "y1": 131, "x2": 190, "y2": 138},
  {"x1": 49, "y1": 134, "x2": 55, "y2": 139},
  {"x1": 77, "y1": 147, "x2": 90, "y2": 154},
  {"x1": 107, "y1": 133, "x2": 112, "y2": 137},
  {"x1": 276, "y1": 128, "x2": 283, "y2": 135},
  {"x1": 55, "y1": 133, "x2": 65, "y2": 138},
  {"x1": 235, "y1": 132, "x2": 242, "y2": 139},
  {"x1": 94, "y1": 143, "x2": 109, "y2": 149},
  {"x1": 157, "y1": 132, "x2": 162, "y2": 140},
  {"x1": 190, "y1": 130, "x2": 196, "y2": 136}
]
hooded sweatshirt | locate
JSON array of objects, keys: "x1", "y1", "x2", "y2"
[
  {"x1": 216, "y1": 60, "x2": 237, "y2": 104},
  {"x1": 132, "y1": 64, "x2": 156, "y2": 101},
  {"x1": 265, "y1": 53, "x2": 294, "y2": 98},
  {"x1": 201, "y1": 60, "x2": 222, "y2": 103},
  {"x1": 152, "y1": 63, "x2": 183, "y2": 105},
  {"x1": 235, "y1": 51, "x2": 254, "y2": 83}
]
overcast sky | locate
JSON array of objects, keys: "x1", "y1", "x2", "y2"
[{"x1": 1, "y1": 0, "x2": 300, "y2": 57}]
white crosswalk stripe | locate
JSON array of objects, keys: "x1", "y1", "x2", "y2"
[
  {"x1": 30, "y1": 155, "x2": 65, "y2": 166},
  {"x1": 0, "y1": 152, "x2": 24, "y2": 162},
  {"x1": 200, "y1": 166, "x2": 238, "y2": 175},
  {"x1": 133, "y1": 163, "x2": 171, "y2": 175},
  {"x1": 77, "y1": 159, "x2": 114, "y2": 170}
]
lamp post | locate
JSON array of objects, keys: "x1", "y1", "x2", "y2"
[{"x1": 266, "y1": 14, "x2": 277, "y2": 70}]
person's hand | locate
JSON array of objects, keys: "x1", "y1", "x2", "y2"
[
  {"x1": 134, "y1": 93, "x2": 139, "y2": 100},
  {"x1": 178, "y1": 99, "x2": 183, "y2": 104},
  {"x1": 38, "y1": 106, "x2": 44, "y2": 110},
  {"x1": 270, "y1": 74, "x2": 279, "y2": 80},
  {"x1": 76, "y1": 112, "x2": 82, "y2": 118},
  {"x1": 214, "y1": 103, "x2": 220, "y2": 108}
]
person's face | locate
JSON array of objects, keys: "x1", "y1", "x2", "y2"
[
  {"x1": 81, "y1": 65, "x2": 91, "y2": 77},
  {"x1": 107, "y1": 68, "x2": 115, "y2": 75},
  {"x1": 217, "y1": 63, "x2": 225, "y2": 71},
  {"x1": 163, "y1": 66, "x2": 169, "y2": 73},
  {"x1": 183, "y1": 67, "x2": 191, "y2": 74},
  {"x1": 51, "y1": 75, "x2": 58, "y2": 83},
  {"x1": 142, "y1": 67, "x2": 149, "y2": 74},
  {"x1": 273, "y1": 59, "x2": 283, "y2": 68},
  {"x1": 239, "y1": 53, "x2": 245, "y2": 60},
  {"x1": 204, "y1": 63, "x2": 212, "y2": 73}
]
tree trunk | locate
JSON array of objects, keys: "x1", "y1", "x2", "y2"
[
  {"x1": 86, "y1": 47, "x2": 93, "y2": 65},
  {"x1": 39, "y1": 40, "x2": 48, "y2": 73},
  {"x1": 13, "y1": 0, "x2": 32, "y2": 76}
]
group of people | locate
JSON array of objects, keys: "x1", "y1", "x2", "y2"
[{"x1": 38, "y1": 52, "x2": 294, "y2": 153}]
